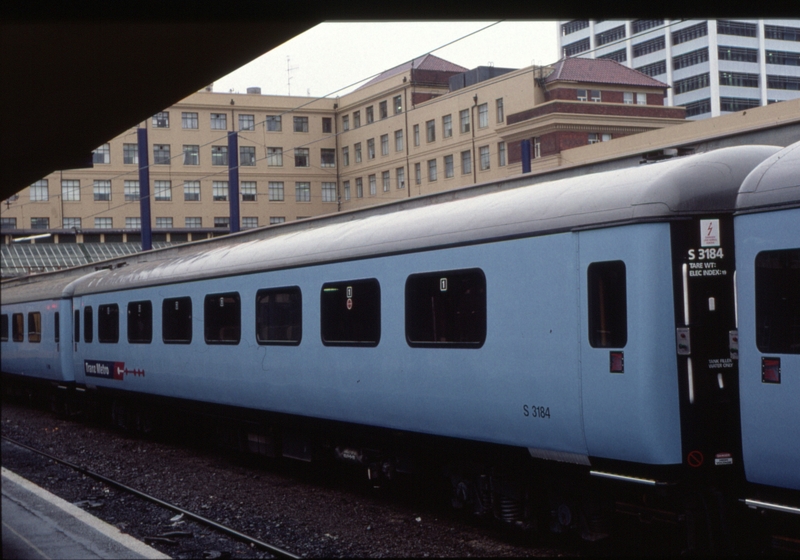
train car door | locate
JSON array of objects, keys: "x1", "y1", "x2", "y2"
[{"x1": 670, "y1": 216, "x2": 743, "y2": 485}]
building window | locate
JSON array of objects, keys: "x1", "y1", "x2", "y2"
[
  {"x1": 379, "y1": 100, "x2": 388, "y2": 119},
  {"x1": 62, "y1": 180, "x2": 80, "y2": 201},
  {"x1": 1, "y1": 217, "x2": 17, "y2": 229},
  {"x1": 675, "y1": 73, "x2": 710, "y2": 94},
  {"x1": 125, "y1": 217, "x2": 140, "y2": 229},
  {"x1": 363, "y1": 105, "x2": 373, "y2": 124},
  {"x1": 95, "y1": 217, "x2": 112, "y2": 229},
  {"x1": 182, "y1": 112, "x2": 198, "y2": 129},
  {"x1": 267, "y1": 147, "x2": 283, "y2": 167},
  {"x1": 635, "y1": 60, "x2": 666, "y2": 76},
  {"x1": 633, "y1": 36, "x2": 665, "y2": 57},
  {"x1": 396, "y1": 167, "x2": 405, "y2": 189},
  {"x1": 414, "y1": 163, "x2": 421, "y2": 185},
  {"x1": 31, "y1": 217, "x2": 49, "y2": 229},
  {"x1": 210, "y1": 113, "x2": 227, "y2": 130},
  {"x1": 154, "y1": 181, "x2": 172, "y2": 201},
  {"x1": 152, "y1": 111, "x2": 169, "y2": 128},
  {"x1": 322, "y1": 182, "x2": 336, "y2": 202},
  {"x1": 767, "y1": 75, "x2": 800, "y2": 90},
  {"x1": 153, "y1": 144, "x2": 171, "y2": 165},
  {"x1": 93, "y1": 180, "x2": 111, "y2": 201},
  {"x1": 241, "y1": 181, "x2": 257, "y2": 202},
  {"x1": 92, "y1": 143, "x2": 110, "y2": 164},
  {"x1": 442, "y1": 114, "x2": 453, "y2": 138},
  {"x1": 393, "y1": 95, "x2": 402, "y2": 114},
  {"x1": 588, "y1": 261, "x2": 627, "y2": 348},
  {"x1": 599, "y1": 49, "x2": 627, "y2": 63},
  {"x1": 588, "y1": 133, "x2": 611, "y2": 144},
  {"x1": 183, "y1": 144, "x2": 199, "y2": 165},
  {"x1": 63, "y1": 217, "x2": 81, "y2": 229},
  {"x1": 342, "y1": 146, "x2": 349, "y2": 166},
  {"x1": 721, "y1": 46, "x2": 758, "y2": 63},
  {"x1": 183, "y1": 181, "x2": 200, "y2": 202},
  {"x1": 632, "y1": 19, "x2": 664, "y2": 34},
  {"x1": 496, "y1": 98, "x2": 504, "y2": 123},
  {"x1": 478, "y1": 103, "x2": 488, "y2": 128},
  {"x1": 342, "y1": 115, "x2": 349, "y2": 131},
  {"x1": 765, "y1": 24, "x2": 800, "y2": 41},
  {"x1": 270, "y1": 217, "x2": 285, "y2": 225},
  {"x1": 624, "y1": 92, "x2": 634, "y2": 104},
  {"x1": 367, "y1": 138, "x2": 375, "y2": 159},
  {"x1": 681, "y1": 98, "x2": 712, "y2": 117},
  {"x1": 321, "y1": 148, "x2": 336, "y2": 168},
  {"x1": 242, "y1": 217, "x2": 258, "y2": 229},
  {"x1": 320, "y1": 278, "x2": 381, "y2": 347},
  {"x1": 426, "y1": 119, "x2": 436, "y2": 142},
  {"x1": 213, "y1": 181, "x2": 228, "y2": 201},
  {"x1": 256, "y1": 287, "x2": 302, "y2": 345},
  {"x1": 395, "y1": 129, "x2": 404, "y2": 151},
  {"x1": 428, "y1": 159, "x2": 437, "y2": 182},
  {"x1": 211, "y1": 146, "x2": 228, "y2": 166},
  {"x1": 162, "y1": 297, "x2": 192, "y2": 344},
  {"x1": 498, "y1": 142, "x2": 506, "y2": 166},
  {"x1": 380, "y1": 134, "x2": 389, "y2": 156},
  {"x1": 444, "y1": 155, "x2": 454, "y2": 178},
  {"x1": 295, "y1": 182, "x2": 310, "y2": 202},
  {"x1": 204, "y1": 293, "x2": 240, "y2": 344},
  {"x1": 322, "y1": 117, "x2": 332, "y2": 133},
  {"x1": 720, "y1": 97, "x2": 761, "y2": 112},
  {"x1": 268, "y1": 181, "x2": 284, "y2": 201},
  {"x1": 381, "y1": 171, "x2": 390, "y2": 192},
  {"x1": 564, "y1": 37, "x2": 590, "y2": 57},
  {"x1": 596, "y1": 25, "x2": 626, "y2": 46},
  {"x1": 355, "y1": 142, "x2": 362, "y2": 163},
  {"x1": 717, "y1": 19, "x2": 757, "y2": 37},
  {"x1": 343, "y1": 180, "x2": 350, "y2": 200},
  {"x1": 637, "y1": 93, "x2": 646, "y2": 105},
  {"x1": 673, "y1": 47, "x2": 710, "y2": 70},
  {"x1": 214, "y1": 217, "x2": 230, "y2": 228},
  {"x1": 239, "y1": 114, "x2": 255, "y2": 131},
  {"x1": 267, "y1": 115, "x2": 281, "y2": 131},
  {"x1": 413, "y1": 124, "x2": 420, "y2": 146},
  {"x1": 30, "y1": 180, "x2": 48, "y2": 201},
  {"x1": 672, "y1": 22, "x2": 708, "y2": 45},
  {"x1": 239, "y1": 146, "x2": 256, "y2": 166},
  {"x1": 294, "y1": 148, "x2": 309, "y2": 167},
  {"x1": 123, "y1": 143, "x2": 138, "y2": 164},
  {"x1": 124, "y1": 180, "x2": 139, "y2": 202},
  {"x1": 459, "y1": 109, "x2": 470, "y2": 133},
  {"x1": 719, "y1": 71, "x2": 759, "y2": 88},
  {"x1": 461, "y1": 150, "x2": 472, "y2": 174},
  {"x1": 577, "y1": 89, "x2": 601, "y2": 102},
  {"x1": 562, "y1": 20, "x2": 589, "y2": 36},
  {"x1": 405, "y1": 268, "x2": 486, "y2": 348},
  {"x1": 356, "y1": 177, "x2": 363, "y2": 198},
  {"x1": 534, "y1": 137, "x2": 541, "y2": 158},
  {"x1": 293, "y1": 116, "x2": 309, "y2": 132},
  {"x1": 479, "y1": 146, "x2": 490, "y2": 170},
  {"x1": 185, "y1": 217, "x2": 202, "y2": 228},
  {"x1": 353, "y1": 111, "x2": 361, "y2": 128}
]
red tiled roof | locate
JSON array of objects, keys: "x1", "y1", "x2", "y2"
[
  {"x1": 359, "y1": 54, "x2": 468, "y2": 89},
  {"x1": 545, "y1": 57, "x2": 669, "y2": 88}
]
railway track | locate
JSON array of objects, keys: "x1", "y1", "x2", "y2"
[{"x1": 2, "y1": 435, "x2": 300, "y2": 559}]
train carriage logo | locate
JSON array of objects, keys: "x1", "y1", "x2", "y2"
[{"x1": 84, "y1": 360, "x2": 144, "y2": 380}]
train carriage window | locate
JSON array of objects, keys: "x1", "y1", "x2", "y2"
[
  {"x1": 405, "y1": 269, "x2": 486, "y2": 348},
  {"x1": 54, "y1": 312, "x2": 59, "y2": 343},
  {"x1": 1, "y1": 314, "x2": 8, "y2": 341},
  {"x1": 204, "y1": 293, "x2": 240, "y2": 344},
  {"x1": 256, "y1": 287, "x2": 301, "y2": 345},
  {"x1": 756, "y1": 249, "x2": 800, "y2": 354},
  {"x1": 588, "y1": 261, "x2": 627, "y2": 348},
  {"x1": 12, "y1": 313, "x2": 24, "y2": 342},
  {"x1": 163, "y1": 297, "x2": 192, "y2": 344},
  {"x1": 127, "y1": 301, "x2": 152, "y2": 344},
  {"x1": 74, "y1": 310, "x2": 80, "y2": 343},
  {"x1": 321, "y1": 279, "x2": 380, "y2": 346},
  {"x1": 84, "y1": 306, "x2": 93, "y2": 343},
  {"x1": 27, "y1": 312, "x2": 41, "y2": 342},
  {"x1": 98, "y1": 304, "x2": 119, "y2": 343}
]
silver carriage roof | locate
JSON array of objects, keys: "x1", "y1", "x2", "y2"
[
  {"x1": 737, "y1": 140, "x2": 800, "y2": 213},
  {"x1": 62, "y1": 144, "x2": 779, "y2": 297}
]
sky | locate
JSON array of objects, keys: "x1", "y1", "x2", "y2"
[{"x1": 212, "y1": 21, "x2": 560, "y2": 98}]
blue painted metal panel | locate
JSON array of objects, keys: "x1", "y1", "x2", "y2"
[
  {"x1": 0, "y1": 300, "x2": 64, "y2": 382},
  {"x1": 735, "y1": 207, "x2": 800, "y2": 491},
  {"x1": 579, "y1": 223, "x2": 683, "y2": 464}
]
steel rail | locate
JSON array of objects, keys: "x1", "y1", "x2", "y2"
[{"x1": 1, "y1": 435, "x2": 300, "y2": 560}]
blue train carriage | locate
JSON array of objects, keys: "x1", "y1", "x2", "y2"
[
  {"x1": 734, "y1": 141, "x2": 800, "y2": 541},
  {"x1": 58, "y1": 145, "x2": 777, "y2": 520}
]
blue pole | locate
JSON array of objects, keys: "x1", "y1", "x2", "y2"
[
  {"x1": 521, "y1": 139, "x2": 532, "y2": 174},
  {"x1": 137, "y1": 128, "x2": 152, "y2": 250},
  {"x1": 228, "y1": 131, "x2": 240, "y2": 233}
]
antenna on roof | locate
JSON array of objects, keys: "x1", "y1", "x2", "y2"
[{"x1": 287, "y1": 56, "x2": 299, "y2": 96}]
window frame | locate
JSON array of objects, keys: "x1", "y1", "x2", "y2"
[
  {"x1": 98, "y1": 304, "x2": 119, "y2": 343},
  {"x1": 320, "y1": 278, "x2": 381, "y2": 347},
  {"x1": 587, "y1": 260, "x2": 628, "y2": 348},
  {"x1": 256, "y1": 287, "x2": 302, "y2": 345},
  {"x1": 204, "y1": 292, "x2": 241, "y2": 345},
  {"x1": 163, "y1": 297, "x2": 192, "y2": 344}
]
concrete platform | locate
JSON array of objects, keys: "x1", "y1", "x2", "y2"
[{"x1": 2, "y1": 467, "x2": 169, "y2": 559}]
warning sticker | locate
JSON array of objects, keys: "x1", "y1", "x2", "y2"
[
  {"x1": 700, "y1": 219, "x2": 720, "y2": 247},
  {"x1": 715, "y1": 452, "x2": 733, "y2": 466}
]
